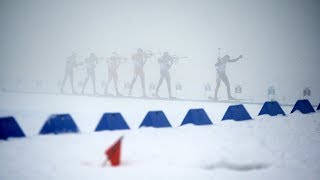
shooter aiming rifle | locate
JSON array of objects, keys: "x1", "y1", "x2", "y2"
[{"x1": 106, "y1": 55, "x2": 128, "y2": 70}]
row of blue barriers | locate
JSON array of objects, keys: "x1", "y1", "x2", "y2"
[{"x1": 1, "y1": 99, "x2": 319, "y2": 140}]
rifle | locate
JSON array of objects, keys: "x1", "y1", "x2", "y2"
[
  {"x1": 143, "y1": 50, "x2": 161, "y2": 58},
  {"x1": 95, "y1": 57, "x2": 106, "y2": 64},
  {"x1": 77, "y1": 57, "x2": 105, "y2": 67},
  {"x1": 107, "y1": 56, "x2": 128, "y2": 64},
  {"x1": 171, "y1": 55, "x2": 188, "y2": 63}
]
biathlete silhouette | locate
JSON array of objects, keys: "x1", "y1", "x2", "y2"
[{"x1": 211, "y1": 48, "x2": 243, "y2": 101}]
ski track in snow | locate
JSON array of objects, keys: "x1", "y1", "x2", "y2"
[{"x1": 0, "y1": 92, "x2": 320, "y2": 180}]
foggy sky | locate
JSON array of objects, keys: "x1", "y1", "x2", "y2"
[{"x1": 0, "y1": 0, "x2": 319, "y2": 104}]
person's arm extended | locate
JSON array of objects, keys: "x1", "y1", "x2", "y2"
[{"x1": 228, "y1": 55, "x2": 242, "y2": 63}]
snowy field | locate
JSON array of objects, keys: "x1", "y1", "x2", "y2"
[{"x1": 0, "y1": 92, "x2": 320, "y2": 180}]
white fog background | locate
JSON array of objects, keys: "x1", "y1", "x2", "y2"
[{"x1": 0, "y1": 0, "x2": 319, "y2": 104}]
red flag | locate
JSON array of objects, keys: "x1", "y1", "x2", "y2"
[{"x1": 105, "y1": 136, "x2": 123, "y2": 166}]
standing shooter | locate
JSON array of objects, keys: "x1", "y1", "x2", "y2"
[
  {"x1": 213, "y1": 52, "x2": 243, "y2": 101},
  {"x1": 81, "y1": 53, "x2": 102, "y2": 94},
  {"x1": 128, "y1": 48, "x2": 152, "y2": 97},
  {"x1": 61, "y1": 53, "x2": 82, "y2": 94},
  {"x1": 104, "y1": 52, "x2": 127, "y2": 96},
  {"x1": 154, "y1": 52, "x2": 175, "y2": 99}
]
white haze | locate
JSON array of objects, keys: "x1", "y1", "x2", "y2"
[{"x1": 0, "y1": 0, "x2": 319, "y2": 104}]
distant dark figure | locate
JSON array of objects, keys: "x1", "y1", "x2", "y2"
[
  {"x1": 81, "y1": 53, "x2": 100, "y2": 94},
  {"x1": 129, "y1": 48, "x2": 152, "y2": 97},
  {"x1": 154, "y1": 52, "x2": 175, "y2": 99},
  {"x1": 213, "y1": 54, "x2": 242, "y2": 100},
  {"x1": 104, "y1": 52, "x2": 126, "y2": 96},
  {"x1": 61, "y1": 53, "x2": 81, "y2": 94}
]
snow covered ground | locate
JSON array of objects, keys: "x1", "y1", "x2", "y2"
[{"x1": 0, "y1": 92, "x2": 320, "y2": 180}]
